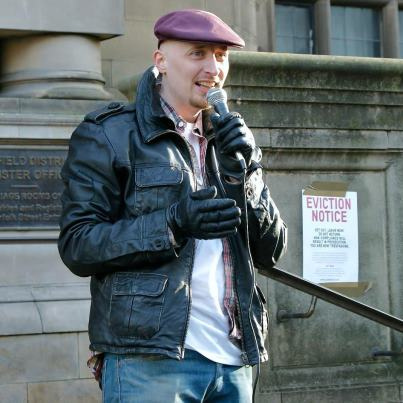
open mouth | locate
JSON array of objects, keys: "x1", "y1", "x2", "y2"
[{"x1": 195, "y1": 81, "x2": 218, "y2": 89}]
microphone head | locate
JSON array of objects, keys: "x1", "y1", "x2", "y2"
[{"x1": 206, "y1": 87, "x2": 227, "y2": 108}]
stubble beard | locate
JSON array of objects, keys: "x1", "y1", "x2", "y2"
[{"x1": 190, "y1": 94, "x2": 209, "y2": 111}]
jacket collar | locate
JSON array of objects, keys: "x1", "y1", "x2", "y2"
[
  {"x1": 135, "y1": 66, "x2": 175, "y2": 143},
  {"x1": 135, "y1": 66, "x2": 216, "y2": 143}
]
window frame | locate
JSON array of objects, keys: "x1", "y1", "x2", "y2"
[
  {"x1": 267, "y1": 0, "x2": 400, "y2": 57},
  {"x1": 274, "y1": 0, "x2": 316, "y2": 54},
  {"x1": 330, "y1": 2, "x2": 383, "y2": 57}
]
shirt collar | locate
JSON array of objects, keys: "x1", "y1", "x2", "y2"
[{"x1": 158, "y1": 88, "x2": 203, "y2": 136}]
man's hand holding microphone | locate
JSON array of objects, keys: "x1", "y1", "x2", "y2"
[
  {"x1": 166, "y1": 88, "x2": 256, "y2": 243},
  {"x1": 207, "y1": 87, "x2": 255, "y2": 173}
]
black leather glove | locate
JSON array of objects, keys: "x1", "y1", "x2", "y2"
[
  {"x1": 210, "y1": 112, "x2": 255, "y2": 172},
  {"x1": 166, "y1": 186, "x2": 241, "y2": 241}
]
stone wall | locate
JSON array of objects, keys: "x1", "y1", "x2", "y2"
[
  {"x1": 0, "y1": 98, "x2": 105, "y2": 403},
  {"x1": 224, "y1": 51, "x2": 403, "y2": 402}
]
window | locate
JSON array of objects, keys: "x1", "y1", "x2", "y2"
[
  {"x1": 275, "y1": 3, "x2": 314, "y2": 54},
  {"x1": 331, "y1": 6, "x2": 381, "y2": 57}
]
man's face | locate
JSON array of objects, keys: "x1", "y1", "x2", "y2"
[{"x1": 154, "y1": 40, "x2": 229, "y2": 122}]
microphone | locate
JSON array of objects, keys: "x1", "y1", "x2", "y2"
[{"x1": 207, "y1": 87, "x2": 246, "y2": 170}]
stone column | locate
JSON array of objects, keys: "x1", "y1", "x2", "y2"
[
  {"x1": 266, "y1": 0, "x2": 276, "y2": 52},
  {"x1": 256, "y1": 0, "x2": 275, "y2": 52},
  {"x1": 1, "y1": 34, "x2": 111, "y2": 99},
  {"x1": 382, "y1": 0, "x2": 399, "y2": 58},
  {"x1": 314, "y1": 0, "x2": 331, "y2": 54},
  {"x1": 0, "y1": 2, "x2": 124, "y2": 401},
  {"x1": 0, "y1": 0, "x2": 124, "y2": 99}
]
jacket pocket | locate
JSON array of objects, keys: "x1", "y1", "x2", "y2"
[
  {"x1": 109, "y1": 272, "x2": 168, "y2": 339},
  {"x1": 133, "y1": 165, "x2": 183, "y2": 214}
]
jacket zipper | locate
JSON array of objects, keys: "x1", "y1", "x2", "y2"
[
  {"x1": 179, "y1": 238, "x2": 195, "y2": 359},
  {"x1": 170, "y1": 131, "x2": 197, "y2": 358},
  {"x1": 228, "y1": 236, "x2": 250, "y2": 366}
]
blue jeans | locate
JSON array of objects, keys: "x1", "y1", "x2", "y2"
[{"x1": 102, "y1": 349, "x2": 252, "y2": 403}]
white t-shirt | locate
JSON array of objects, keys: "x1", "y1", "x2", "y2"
[{"x1": 182, "y1": 122, "x2": 242, "y2": 366}]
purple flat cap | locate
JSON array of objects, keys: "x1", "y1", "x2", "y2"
[{"x1": 154, "y1": 9, "x2": 245, "y2": 48}]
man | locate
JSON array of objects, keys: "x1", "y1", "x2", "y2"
[{"x1": 58, "y1": 9, "x2": 287, "y2": 403}]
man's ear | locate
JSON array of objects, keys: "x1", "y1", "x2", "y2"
[{"x1": 153, "y1": 49, "x2": 167, "y2": 74}]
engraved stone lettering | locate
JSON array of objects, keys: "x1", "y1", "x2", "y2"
[{"x1": 0, "y1": 148, "x2": 67, "y2": 229}]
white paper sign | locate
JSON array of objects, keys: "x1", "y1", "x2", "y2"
[{"x1": 302, "y1": 191, "x2": 358, "y2": 284}]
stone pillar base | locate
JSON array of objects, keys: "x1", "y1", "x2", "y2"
[{"x1": 0, "y1": 34, "x2": 115, "y2": 100}]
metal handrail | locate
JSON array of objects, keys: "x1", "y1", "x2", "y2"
[{"x1": 259, "y1": 266, "x2": 403, "y2": 333}]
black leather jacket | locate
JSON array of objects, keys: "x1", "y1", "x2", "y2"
[{"x1": 58, "y1": 67, "x2": 287, "y2": 366}]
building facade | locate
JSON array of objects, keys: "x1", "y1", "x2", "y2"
[
  {"x1": 0, "y1": 1, "x2": 402, "y2": 402},
  {"x1": 102, "y1": 0, "x2": 403, "y2": 94},
  {"x1": 257, "y1": 0, "x2": 403, "y2": 58}
]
